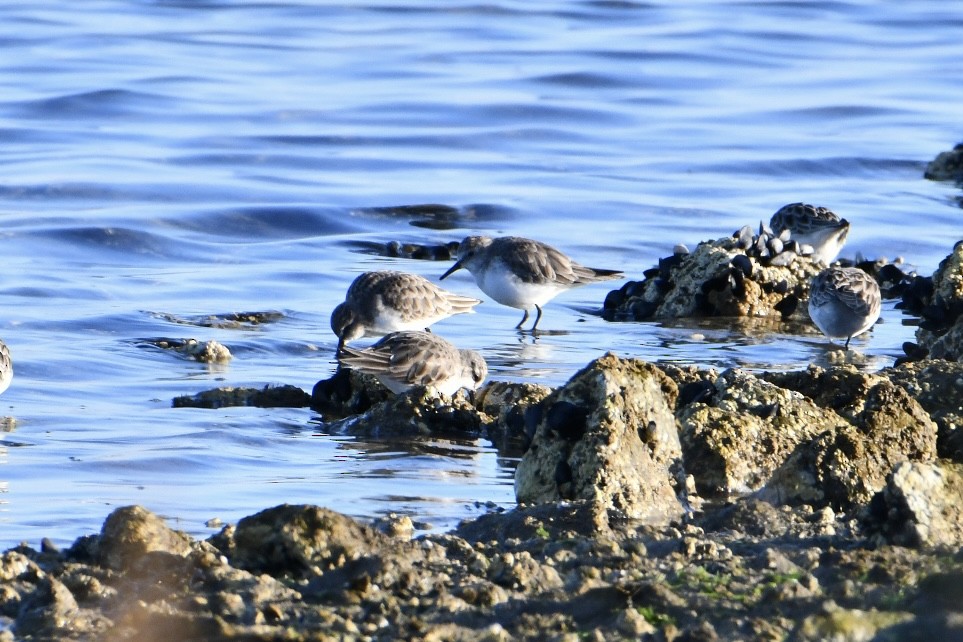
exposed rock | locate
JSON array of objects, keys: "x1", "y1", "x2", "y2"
[
  {"x1": 221, "y1": 504, "x2": 389, "y2": 579},
  {"x1": 473, "y1": 380, "x2": 553, "y2": 455},
  {"x1": 513, "y1": 354, "x2": 684, "y2": 529},
  {"x1": 761, "y1": 366, "x2": 938, "y2": 509},
  {"x1": 865, "y1": 461, "x2": 963, "y2": 547},
  {"x1": 172, "y1": 384, "x2": 311, "y2": 409},
  {"x1": 679, "y1": 368, "x2": 840, "y2": 498},
  {"x1": 311, "y1": 365, "x2": 393, "y2": 417},
  {"x1": 886, "y1": 360, "x2": 963, "y2": 461},
  {"x1": 698, "y1": 498, "x2": 796, "y2": 539},
  {"x1": 325, "y1": 385, "x2": 488, "y2": 438},
  {"x1": 2, "y1": 495, "x2": 963, "y2": 641},
  {"x1": 930, "y1": 243, "x2": 963, "y2": 306},
  {"x1": 926, "y1": 317, "x2": 963, "y2": 363},
  {"x1": 96, "y1": 505, "x2": 193, "y2": 572},
  {"x1": 15, "y1": 577, "x2": 111, "y2": 640},
  {"x1": 915, "y1": 241, "x2": 963, "y2": 360},
  {"x1": 372, "y1": 513, "x2": 415, "y2": 539}
]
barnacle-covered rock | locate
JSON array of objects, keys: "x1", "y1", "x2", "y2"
[
  {"x1": 887, "y1": 360, "x2": 963, "y2": 461},
  {"x1": 602, "y1": 233, "x2": 824, "y2": 322}
]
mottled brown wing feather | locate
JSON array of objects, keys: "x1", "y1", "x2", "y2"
[
  {"x1": 496, "y1": 237, "x2": 621, "y2": 285},
  {"x1": 385, "y1": 332, "x2": 459, "y2": 386}
]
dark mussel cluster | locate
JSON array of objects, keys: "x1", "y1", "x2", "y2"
[{"x1": 732, "y1": 221, "x2": 815, "y2": 267}]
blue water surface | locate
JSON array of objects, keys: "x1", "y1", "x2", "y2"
[{"x1": 0, "y1": 1, "x2": 960, "y2": 547}]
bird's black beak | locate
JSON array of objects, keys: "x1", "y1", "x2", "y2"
[{"x1": 440, "y1": 260, "x2": 463, "y2": 280}]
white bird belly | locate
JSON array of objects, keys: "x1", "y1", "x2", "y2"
[{"x1": 476, "y1": 269, "x2": 563, "y2": 310}]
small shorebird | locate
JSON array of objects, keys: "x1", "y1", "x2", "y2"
[
  {"x1": 330, "y1": 270, "x2": 481, "y2": 353},
  {"x1": 769, "y1": 203, "x2": 849, "y2": 265},
  {"x1": 0, "y1": 340, "x2": 10, "y2": 395},
  {"x1": 440, "y1": 235, "x2": 623, "y2": 332},
  {"x1": 337, "y1": 330, "x2": 488, "y2": 396},
  {"x1": 808, "y1": 266, "x2": 881, "y2": 348}
]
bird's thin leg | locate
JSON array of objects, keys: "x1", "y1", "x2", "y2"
[
  {"x1": 530, "y1": 305, "x2": 544, "y2": 333},
  {"x1": 515, "y1": 309, "x2": 530, "y2": 330},
  {"x1": 844, "y1": 335, "x2": 852, "y2": 349}
]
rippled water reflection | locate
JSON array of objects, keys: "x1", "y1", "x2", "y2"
[{"x1": 0, "y1": 1, "x2": 960, "y2": 546}]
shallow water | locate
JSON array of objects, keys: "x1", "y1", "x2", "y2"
[{"x1": 0, "y1": 1, "x2": 961, "y2": 547}]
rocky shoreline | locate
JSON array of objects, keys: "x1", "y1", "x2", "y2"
[{"x1": 4, "y1": 153, "x2": 963, "y2": 641}]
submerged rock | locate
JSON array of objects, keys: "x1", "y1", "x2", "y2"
[
  {"x1": 172, "y1": 384, "x2": 311, "y2": 409},
  {"x1": 152, "y1": 310, "x2": 285, "y2": 329},
  {"x1": 514, "y1": 354, "x2": 685, "y2": 529},
  {"x1": 347, "y1": 238, "x2": 460, "y2": 261},
  {"x1": 144, "y1": 337, "x2": 233, "y2": 363},
  {"x1": 924, "y1": 143, "x2": 963, "y2": 182}
]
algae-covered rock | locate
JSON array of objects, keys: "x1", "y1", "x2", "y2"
[
  {"x1": 865, "y1": 461, "x2": 963, "y2": 548},
  {"x1": 514, "y1": 354, "x2": 684, "y2": 528},
  {"x1": 794, "y1": 601, "x2": 913, "y2": 642}
]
